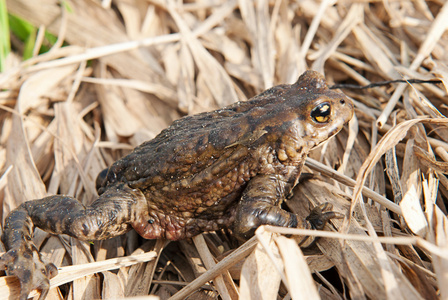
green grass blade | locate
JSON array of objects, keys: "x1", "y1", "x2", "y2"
[{"x1": 0, "y1": 0, "x2": 10, "y2": 72}]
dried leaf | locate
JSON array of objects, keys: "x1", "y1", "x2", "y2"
[{"x1": 240, "y1": 231, "x2": 281, "y2": 300}]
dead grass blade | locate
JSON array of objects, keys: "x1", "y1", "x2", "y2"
[
  {"x1": 167, "y1": 0, "x2": 238, "y2": 107},
  {"x1": 305, "y1": 157, "x2": 402, "y2": 215},
  {"x1": 192, "y1": 235, "x2": 237, "y2": 300},
  {"x1": 429, "y1": 205, "x2": 448, "y2": 299},
  {"x1": 376, "y1": 1, "x2": 448, "y2": 128},
  {"x1": 348, "y1": 118, "x2": 448, "y2": 232},
  {"x1": 275, "y1": 235, "x2": 320, "y2": 299},
  {"x1": 240, "y1": 231, "x2": 282, "y2": 300},
  {"x1": 170, "y1": 237, "x2": 257, "y2": 300}
]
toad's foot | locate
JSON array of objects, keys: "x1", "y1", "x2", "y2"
[
  {"x1": 298, "y1": 202, "x2": 343, "y2": 247},
  {"x1": 306, "y1": 202, "x2": 343, "y2": 230},
  {"x1": 0, "y1": 242, "x2": 57, "y2": 300}
]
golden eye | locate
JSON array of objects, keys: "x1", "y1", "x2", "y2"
[{"x1": 311, "y1": 102, "x2": 331, "y2": 123}]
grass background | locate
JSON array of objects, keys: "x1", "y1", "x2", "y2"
[{"x1": 1, "y1": 0, "x2": 448, "y2": 299}]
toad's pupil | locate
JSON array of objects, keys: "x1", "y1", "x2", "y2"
[{"x1": 311, "y1": 102, "x2": 331, "y2": 123}]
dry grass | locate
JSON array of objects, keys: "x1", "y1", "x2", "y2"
[{"x1": 1, "y1": 0, "x2": 448, "y2": 299}]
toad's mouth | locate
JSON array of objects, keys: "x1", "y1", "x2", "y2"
[{"x1": 310, "y1": 125, "x2": 345, "y2": 150}]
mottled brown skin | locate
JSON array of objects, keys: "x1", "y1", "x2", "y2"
[{"x1": 1, "y1": 70, "x2": 353, "y2": 299}]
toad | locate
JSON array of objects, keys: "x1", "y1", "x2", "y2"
[{"x1": 1, "y1": 70, "x2": 353, "y2": 299}]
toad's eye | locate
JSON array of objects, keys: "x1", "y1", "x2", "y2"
[{"x1": 311, "y1": 102, "x2": 331, "y2": 123}]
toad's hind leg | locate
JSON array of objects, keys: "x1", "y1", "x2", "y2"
[{"x1": 0, "y1": 183, "x2": 148, "y2": 300}]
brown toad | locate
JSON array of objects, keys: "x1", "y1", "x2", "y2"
[{"x1": 1, "y1": 70, "x2": 353, "y2": 299}]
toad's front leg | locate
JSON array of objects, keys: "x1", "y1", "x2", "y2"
[
  {"x1": 233, "y1": 174, "x2": 338, "y2": 245},
  {"x1": 0, "y1": 184, "x2": 148, "y2": 300}
]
